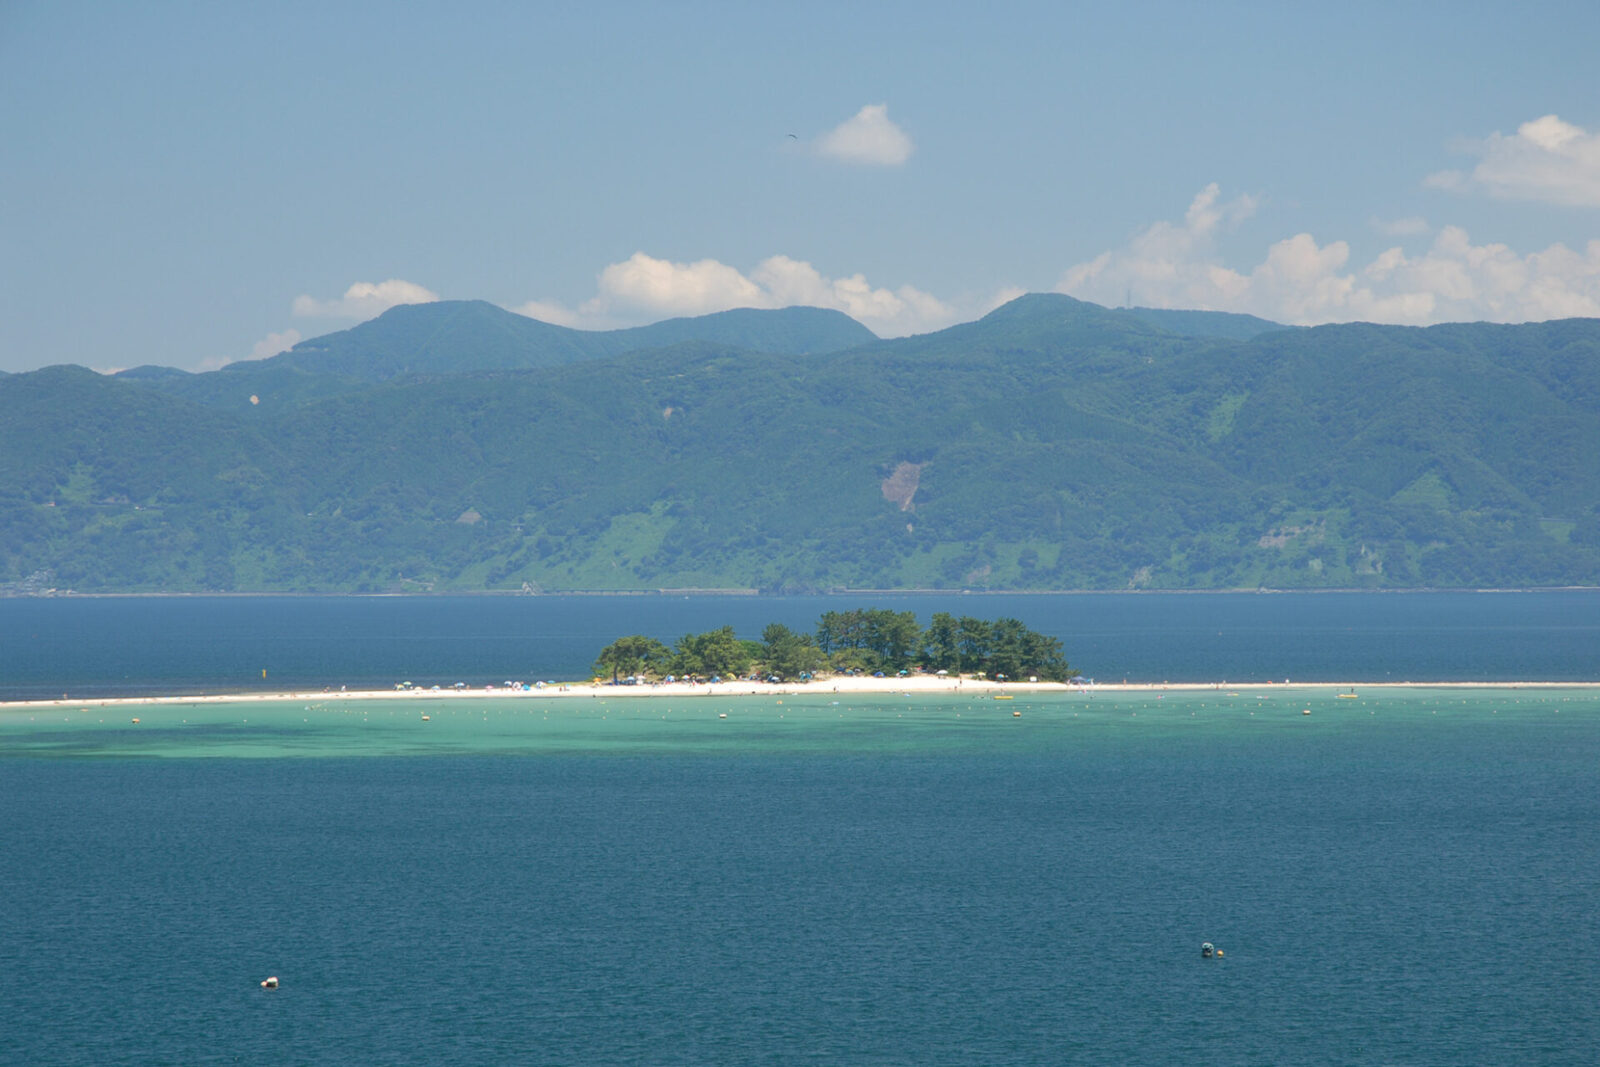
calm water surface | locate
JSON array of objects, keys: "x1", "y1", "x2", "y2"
[
  {"x1": 4, "y1": 591, "x2": 1600, "y2": 699},
  {"x1": 3, "y1": 689, "x2": 1598, "y2": 1064}
]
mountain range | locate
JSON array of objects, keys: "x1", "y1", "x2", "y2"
[{"x1": 3, "y1": 295, "x2": 1597, "y2": 593}]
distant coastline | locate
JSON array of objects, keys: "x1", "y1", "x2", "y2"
[{"x1": 7, "y1": 586, "x2": 1600, "y2": 599}]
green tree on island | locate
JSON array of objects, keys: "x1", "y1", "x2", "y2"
[
  {"x1": 983, "y1": 616, "x2": 1075, "y2": 681},
  {"x1": 922, "y1": 612, "x2": 961, "y2": 672},
  {"x1": 815, "y1": 608, "x2": 921, "y2": 673},
  {"x1": 955, "y1": 616, "x2": 993, "y2": 674},
  {"x1": 591, "y1": 611, "x2": 1078, "y2": 684},
  {"x1": 761, "y1": 622, "x2": 826, "y2": 680},
  {"x1": 671, "y1": 626, "x2": 751, "y2": 678},
  {"x1": 593, "y1": 634, "x2": 670, "y2": 682},
  {"x1": 920, "y1": 612, "x2": 1076, "y2": 680}
]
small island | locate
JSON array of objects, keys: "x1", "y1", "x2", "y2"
[{"x1": 593, "y1": 608, "x2": 1079, "y2": 686}]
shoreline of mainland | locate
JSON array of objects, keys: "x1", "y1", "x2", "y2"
[
  {"x1": 8, "y1": 586, "x2": 1600, "y2": 599},
  {"x1": 5, "y1": 674, "x2": 1599, "y2": 712}
]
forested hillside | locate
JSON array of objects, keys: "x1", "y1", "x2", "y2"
[{"x1": 3, "y1": 295, "x2": 1597, "y2": 593}]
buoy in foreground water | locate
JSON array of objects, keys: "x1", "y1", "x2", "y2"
[{"x1": 260, "y1": 976, "x2": 279, "y2": 989}]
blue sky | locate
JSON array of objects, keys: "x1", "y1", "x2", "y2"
[{"x1": 3, "y1": 0, "x2": 1598, "y2": 373}]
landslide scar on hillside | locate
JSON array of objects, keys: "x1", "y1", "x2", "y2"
[{"x1": 881, "y1": 462, "x2": 923, "y2": 512}]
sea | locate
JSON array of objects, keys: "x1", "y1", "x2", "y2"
[
  {"x1": 5, "y1": 590, "x2": 1600, "y2": 701},
  {"x1": 2, "y1": 593, "x2": 1598, "y2": 1065}
]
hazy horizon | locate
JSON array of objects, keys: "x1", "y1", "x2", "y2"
[{"x1": 4, "y1": 1, "x2": 1598, "y2": 374}]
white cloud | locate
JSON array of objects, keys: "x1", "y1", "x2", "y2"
[
  {"x1": 1427, "y1": 114, "x2": 1600, "y2": 207},
  {"x1": 1058, "y1": 185, "x2": 1600, "y2": 325},
  {"x1": 515, "y1": 251, "x2": 961, "y2": 337},
  {"x1": 510, "y1": 299, "x2": 584, "y2": 328},
  {"x1": 983, "y1": 286, "x2": 1029, "y2": 313},
  {"x1": 593, "y1": 253, "x2": 765, "y2": 317},
  {"x1": 1058, "y1": 183, "x2": 1260, "y2": 311},
  {"x1": 748, "y1": 254, "x2": 951, "y2": 331},
  {"x1": 815, "y1": 104, "x2": 914, "y2": 166},
  {"x1": 251, "y1": 328, "x2": 301, "y2": 359},
  {"x1": 1423, "y1": 169, "x2": 1466, "y2": 192},
  {"x1": 189, "y1": 327, "x2": 304, "y2": 373},
  {"x1": 292, "y1": 279, "x2": 440, "y2": 319}
]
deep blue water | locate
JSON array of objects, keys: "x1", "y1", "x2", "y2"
[
  {"x1": 3, "y1": 591, "x2": 1600, "y2": 699},
  {"x1": 4, "y1": 594, "x2": 1599, "y2": 1063},
  {"x1": 3, "y1": 694, "x2": 1598, "y2": 1065}
]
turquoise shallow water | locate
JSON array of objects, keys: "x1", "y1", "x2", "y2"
[
  {"x1": 3, "y1": 689, "x2": 1598, "y2": 1064},
  {"x1": 3, "y1": 686, "x2": 1596, "y2": 758}
]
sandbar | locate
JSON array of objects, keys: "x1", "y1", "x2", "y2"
[{"x1": 4, "y1": 674, "x2": 1598, "y2": 712}]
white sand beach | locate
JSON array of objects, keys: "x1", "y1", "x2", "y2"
[{"x1": 4, "y1": 674, "x2": 1597, "y2": 712}]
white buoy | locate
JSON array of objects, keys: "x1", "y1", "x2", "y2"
[{"x1": 260, "y1": 976, "x2": 278, "y2": 989}]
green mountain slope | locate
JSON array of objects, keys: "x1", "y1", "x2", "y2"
[
  {"x1": 7, "y1": 296, "x2": 1599, "y2": 593},
  {"x1": 606, "y1": 305, "x2": 880, "y2": 356},
  {"x1": 0, "y1": 366, "x2": 295, "y2": 588},
  {"x1": 1122, "y1": 306, "x2": 1287, "y2": 341},
  {"x1": 118, "y1": 301, "x2": 878, "y2": 411}
]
